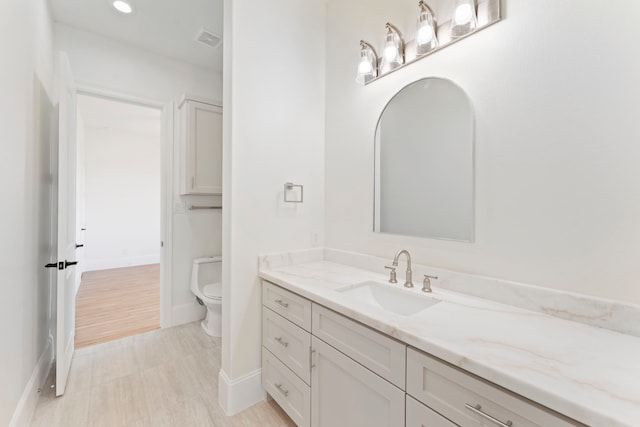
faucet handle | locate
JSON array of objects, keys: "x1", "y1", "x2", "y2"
[
  {"x1": 384, "y1": 265, "x2": 398, "y2": 284},
  {"x1": 422, "y1": 274, "x2": 438, "y2": 293}
]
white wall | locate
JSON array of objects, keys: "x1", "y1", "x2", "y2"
[
  {"x1": 220, "y1": 0, "x2": 326, "y2": 414},
  {"x1": 55, "y1": 24, "x2": 223, "y2": 325},
  {"x1": 325, "y1": 0, "x2": 640, "y2": 304},
  {"x1": 83, "y1": 124, "x2": 161, "y2": 271},
  {"x1": 0, "y1": 0, "x2": 55, "y2": 425}
]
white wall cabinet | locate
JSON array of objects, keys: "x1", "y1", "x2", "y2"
[{"x1": 178, "y1": 97, "x2": 222, "y2": 195}]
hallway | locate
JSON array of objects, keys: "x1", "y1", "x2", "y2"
[{"x1": 32, "y1": 322, "x2": 295, "y2": 426}]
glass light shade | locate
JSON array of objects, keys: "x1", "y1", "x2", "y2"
[
  {"x1": 380, "y1": 25, "x2": 404, "y2": 73},
  {"x1": 451, "y1": 0, "x2": 477, "y2": 38},
  {"x1": 416, "y1": 5, "x2": 438, "y2": 55},
  {"x1": 355, "y1": 44, "x2": 378, "y2": 85},
  {"x1": 384, "y1": 39, "x2": 400, "y2": 62}
]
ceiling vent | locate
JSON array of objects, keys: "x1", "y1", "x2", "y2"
[{"x1": 196, "y1": 29, "x2": 222, "y2": 48}]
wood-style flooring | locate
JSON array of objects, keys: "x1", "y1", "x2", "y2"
[
  {"x1": 31, "y1": 322, "x2": 296, "y2": 427},
  {"x1": 75, "y1": 264, "x2": 160, "y2": 348}
]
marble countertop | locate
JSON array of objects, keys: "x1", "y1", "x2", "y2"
[{"x1": 259, "y1": 260, "x2": 640, "y2": 427}]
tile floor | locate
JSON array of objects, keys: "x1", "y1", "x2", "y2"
[{"x1": 31, "y1": 322, "x2": 296, "y2": 427}]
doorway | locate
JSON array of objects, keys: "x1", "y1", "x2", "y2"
[{"x1": 74, "y1": 93, "x2": 163, "y2": 348}]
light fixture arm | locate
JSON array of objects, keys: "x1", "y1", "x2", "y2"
[
  {"x1": 385, "y1": 22, "x2": 403, "y2": 39},
  {"x1": 360, "y1": 40, "x2": 378, "y2": 58},
  {"x1": 418, "y1": 1, "x2": 437, "y2": 27}
]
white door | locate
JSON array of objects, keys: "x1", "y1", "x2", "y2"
[{"x1": 55, "y1": 52, "x2": 78, "y2": 396}]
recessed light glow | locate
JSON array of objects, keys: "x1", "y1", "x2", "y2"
[{"x1": 112, "y1": 0, "x2": 133, "y2": 14}]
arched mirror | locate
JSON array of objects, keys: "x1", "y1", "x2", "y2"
[{"x1": 374, "y1": 77, "x2": 474, "y2": 242}]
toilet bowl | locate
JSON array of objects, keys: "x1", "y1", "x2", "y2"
[{"x1": 190, "y1": 256, "x2": 222, "y2": 337}]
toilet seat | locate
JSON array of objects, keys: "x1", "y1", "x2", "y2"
[{"x1": 203, "y1": 282, "x2": 222, "y2": 301}]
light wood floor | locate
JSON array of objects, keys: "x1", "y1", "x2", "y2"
[
  {"x1": 75, "y1": 264, "x2": 160, "y2": 348},
  {"x1": 32, "y1": 322, "x2": 296, "y2": 427}
]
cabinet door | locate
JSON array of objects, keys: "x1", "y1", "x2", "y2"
[
  {"x1": 186, "y1": 100, "x2": 222, "y2": 194},
  {"x1": 311, "y1": 337, "x2": 404, "y2": 427}
]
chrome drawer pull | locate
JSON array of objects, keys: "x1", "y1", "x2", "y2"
[
  {"x1": 275, "y1": 383, "x2": 289, "y2": 397},
  {"x1": 274, "y1": 299, "x2": 289, "y2": 308},
  {"x1": 274, "y1": 336, "x2": 289, "y2": 348},
  {"x1": 465, "y1": 404, "x2": 513, "y2": 427}
]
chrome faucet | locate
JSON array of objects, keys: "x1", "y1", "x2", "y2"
[{"x1": 391, "y1": 249, "x2": 413, "y2": 288}]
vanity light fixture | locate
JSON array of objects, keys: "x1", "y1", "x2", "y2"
[
  {"x1": 416, "y1": 1, "x2": 438, "y2": 55},
  {"x1": 112, "y1": 0, "x2": 134, "y2": 14},
  {"x1": 451, "y1": 0, "x2": 478, "y2": 38},
  {"x1": 381, "y1": 23, "x2": 404, "y2": 73},
  {"x1": 356, "y1": 0, "x2": 500, "y2": 85},
  {"x1": 355, "y1": 40, "x2": 378, "y2": 84}
]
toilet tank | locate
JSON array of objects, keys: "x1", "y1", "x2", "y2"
[{"x1": 192, "y1": 257, "x2": 222, "y2": 289}]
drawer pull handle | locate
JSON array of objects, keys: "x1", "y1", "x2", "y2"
[
  {"x1": 275, "y1": 383, "x2": 289, "y2": 397},
  {"x1": 465, "y1": 404, "x2": 513, "y2": 427},
  {"x1": 274, "y1": 336, "x2": 289, "y2": 347},
  {"x1": 274, "y1": 299, "x2": 289, "y2": 308}
]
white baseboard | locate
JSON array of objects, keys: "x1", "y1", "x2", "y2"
[
  {"x1": 85, "y1": 254, "x2": 160, "y2": 271},
  {"x1": 218, "y1": 368, "x2": 265, "y2": 416},
  {"x1": 9, "y1": 338, "x2": 53, "y2": 427},
  {"x1": 171, "y1": 301, "x2": 206, "y2": 327}
]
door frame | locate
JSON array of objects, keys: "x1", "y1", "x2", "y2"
[{"x1": 75, "y1": 84, "x2": 174, "y2": 328}]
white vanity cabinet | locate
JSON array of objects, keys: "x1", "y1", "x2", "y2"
[
  {"x1": 262, "y1": 281, "x2": 584, "y2": 427},
  {"x1": 262, "y1": 281, "x2": 405, "y2": 427},
  {"x1": 178, "y1": 96, "x2": 222, "y2": 195}
]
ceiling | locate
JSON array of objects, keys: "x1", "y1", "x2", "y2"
[
  {"x1": 78, "y1": 94, "x2": 162, "y2": 137},
  {"x1": 50, "y1": 0, "x2": 223, "y2": 72}
]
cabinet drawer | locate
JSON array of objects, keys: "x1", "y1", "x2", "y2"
[
  {"x1": 406, "y1": 395, "x2": 458, "y2": 427},
  {"x1": 263, "y1": 348, "x2": 311, "y2": 427},
  {"x1": 407, "y1": 348, "x2": 582, "y2": 427},
  {"x1": 312, "y1": 304, "x2": 406, "y2": 388},
  {"x1": 263, "y1": 307, "x2": 311, "y2": 384},
  {"x1": 263, "y1": 281, "x2": 311, "y2": 331}
]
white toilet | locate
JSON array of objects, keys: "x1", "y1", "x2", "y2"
[{"x1": 190, "y1": 256, "x2": 222, "y2": 337}]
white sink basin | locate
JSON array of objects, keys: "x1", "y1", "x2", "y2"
[{"x1": 336, "y1": 281, "x2": 440, "y2": 316}]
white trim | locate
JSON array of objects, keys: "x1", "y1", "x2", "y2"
[
  {"x1": 72, "y1": 84, "x2": 173, "y2": 329},
  {"x1": 159, "y1": 102, "x2": 173, "y2": 328},
  {"x1": 10, "y1": 338, "x2": 54, "y2": 427},
  {"x1": 76, "y1": 83, "x2": 165, "y2": 108},
  {"x1": 218, "y1": 368, "x2": 265, "y2": 416},
  {"x1": 177, "y1": 93, "x2": 222, "y2": 109},
  {"x1": 84, "y1": 255, "x2": 161, "y2": 272},
  {"x1": 171, "y1": 301, "x2": 206, "y2": 327}
]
